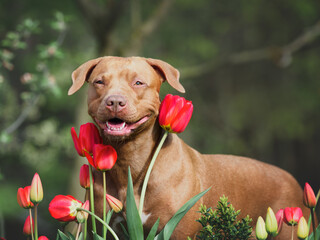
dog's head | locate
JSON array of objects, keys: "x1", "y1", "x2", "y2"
[{"x1": 69, "y1": 56, "x2": 185, "y2": 141}]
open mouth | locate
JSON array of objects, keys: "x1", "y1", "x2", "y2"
[{"x1": 95, "y1": 116, "x2": 150, "y2": 136}]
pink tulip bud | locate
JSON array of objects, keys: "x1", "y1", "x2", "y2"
[
  {"x1": 159, "y1": 94, "x2": 193, "y2": 133},
  {"x1": 23, "y1": 216, "x2": 34, "y2": 236},
  {"x1": 106, "y1": 194, "x2": 123, "y2": 213},
  {"x1": 275, "y1": 209, "x2": 284, "y2": 235},
  {"x1": 284, "y1": 207, "x2": 303, "y2": 226},
  {"x1": 79, "y1": 164, "x2": 92, "y2": 189},
  {"x1": 303, "y1": 182, "x2": 317, "y2": 208},
  {"x1": 71, "y1": 123, "x2": 102, "y2": 156},
  {"x1": 49, "y1": 195, "x2": 83, "y2": 222},
  {"x1": 85, "y1": 144, "x2": 117, "y2": 171},
  {"x1": 30, "y1": 173, "x2": 43, "y2": 204},
  {"x1": 17, "y1": 186, "x2": 34, "y2": 209}
]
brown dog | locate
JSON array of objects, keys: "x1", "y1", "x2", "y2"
[{"x1": 69, "y1": 56, "x2": 308, "y2": 239}]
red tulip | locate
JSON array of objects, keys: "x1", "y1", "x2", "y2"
[
  {"x1": 17, "y1": 186, "x2": 34, "y2": 209},
  {"x1": 284, "y1": 207, "x2": 303, "y2": 226},
  {"x1": 159, "y1": 94, "x2": 193, "y2": 133},
  {"x1": 49, "y1": 195, "x2": 83, "y2": 222},
  {"x1": 30, "y1": 173, "x2": 43, "y2": 204},
  {"x1": 79, "y1": 164, "x2": 93, "y2": 189},
  {"x1": 275, "y1": 209, "x2": 284, "y2": 234},
  {"x1": 303, "y1": 182, "x2": 317, "y2": 208},
  {"x1": 85, "y1": 144, "x2": 117, "y2": 171},
  {"x1": 38, "y1": 237, "x2": 49, "y2": 240},
  {"x1": 23, "y1": 215, "x2": 34, "y2": 236},
  {"x1": 106, "y1": 194, "x2": 123, "y2": 213},
  {"x1": 71, "y1": 123, "x2": 102, "y2": 156}
]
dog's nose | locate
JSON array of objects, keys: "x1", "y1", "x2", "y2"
[{"x1": 105, "y1": 95, "x2": 127, "y2": 112}]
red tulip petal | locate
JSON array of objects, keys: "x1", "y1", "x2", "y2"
[
  {"x1": 49, "y1": 195, "x2": 82, "y2": 222},
  {"x1": 84, "y1": 151, "x2": 95, "y2": 168},
  {"x1": 71, "y1": 127, "x2": 83, "y2": 156},
  {"x1": 171, "y1": 101, "x2": 193, "y2": 133},
  {"x1": 80, "y1": 123, "x2": 102, "y2": 155},
  {"x1": 93, "y1": 144, "x2": 117, "y2": 171}
]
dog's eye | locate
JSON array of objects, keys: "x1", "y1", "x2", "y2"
[
  {"x1": 94, "y1": 79, "x2": 104, "y2": 85},
  {"x1": 135, "y1": 81, "x2": 144, "y2": 86}
]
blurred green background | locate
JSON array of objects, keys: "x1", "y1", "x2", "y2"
[{"x1": 1, "y1": 0, "x2": 320, "y2": 238}]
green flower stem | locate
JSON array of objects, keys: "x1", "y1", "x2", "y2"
[
  {"x1": 29, "y1": 208, "x2": 34, "y2": 240},
  {"x1": 77, "y1": 208, "x2": 119, "y2": 240},
  {"x1": 103, "y1": 171, "x2": 107, "y2": 239},
  {"x1": 311, "y1": 208, "x2": 316, "y2": 240},
  {"x1": 34, "y1": 204, "x2": 38, "y2": 240},
  {"x1": 75, "y1": 223, "x2": 81, "y2": 240},
  {"x1": 89, "y1": 164, "x2": 97, "y2": 232},
  {"x1": 84, "y1": 220, "x2": 87, "y2": 240},
  {"x1": 291, "y1": 225, "x2": 294, "y2": 240},
  {"x1": 139, "y1": 131, "x2": 168, "y2": 217}
]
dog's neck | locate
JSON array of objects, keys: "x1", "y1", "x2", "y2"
[{"x1": 103, "y1": 119, "x2": 164, "y2": 190}]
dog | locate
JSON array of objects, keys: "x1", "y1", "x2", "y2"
[{"x1": 69, "y1": 56, "x2": 308, "y2": 239}]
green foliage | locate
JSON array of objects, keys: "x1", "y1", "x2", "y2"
[
  {"x1": 308, "y1": 223, "x2": 320, "y2": 240},
  {"x1": 125, "y1": 167, "x2": 209, "y2": 240},
  {"x1": 195, "y1": 196, "x2": 252, "y2": 240}
]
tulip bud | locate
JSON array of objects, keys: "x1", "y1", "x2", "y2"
[
  {"x1": 30, "y1": 173, "x2": 43, "y2": 204},
  {"x1": 17, "y1": 186, "x2": 34, "y2": 209},
  {"x1": 23, "y1": 216, "x2": 34, "y2": 236},
  {"x1": 76, "y1": 200, "x2": 90, "y2": 223},
  {"x1": 284, "y1": 207, "x2": 303, "y2": 226},
  {"x1": 159, "y1": 94, "x2": 193, "y2": 133},
  {"x1": 265, "y1": 207, "x2": 278, "y2": 237},
  {"x1": 79, "y1": 164, "x2": 92, "y2": 189},
  {"x1": 275, "y1": 209, "x2": 284, "y2": 235},
  {"x1": 297, "y1": 217, "x2": 309, "y2": 239},
  {"x1": 106, "y1": 194, "x2": 123, "y2": 213},
  {"x1": 256, "y1": 216, "x2": 268, "y2": 240},
  {"x1": 303, "y1": 182, "x2": 317, "y2": 209}
]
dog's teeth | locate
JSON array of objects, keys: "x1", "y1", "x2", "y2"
[{"x1": 106, "y1": 121, "x2": 126, "y2": 131}]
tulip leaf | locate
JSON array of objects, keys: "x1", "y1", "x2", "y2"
[
  {"x1": 126, "y1": 167, "x2": 144, "y2": 240},
  {"x1": 92, "y1": 232, "x2": 105, "y2": 240},
  {"x1": 155, "y1": 187, "x2": 211, "y2": 240},
  {"x1": 57, "y1": 230, "x2": 74, "y2": 240},
  {"x1": 308, "y1": 223, "x2": 320, "y2": 240},
  {"x1": 120, "y1": 222, "x2": 130, "y2": 239},
  {"x1": 146, "y1": 218, "x2": 160, "y2": 240}
]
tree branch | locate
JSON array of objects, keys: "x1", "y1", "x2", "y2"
[
  {"x1": 122, "y1": 0, "x2": 172, "y2": 56},
  {"x1": 180, "y1": 20, "x2": 320, "y2": 79}
]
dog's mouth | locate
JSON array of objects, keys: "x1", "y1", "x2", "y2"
[{"x1": 95, "y1": 116, "x2": 150, "y2": 136}]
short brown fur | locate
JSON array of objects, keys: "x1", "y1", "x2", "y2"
[{"x1": 70, "y1": 56, "x2": 308, "y2": 239}]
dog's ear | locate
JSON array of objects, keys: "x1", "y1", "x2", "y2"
[
  {"x1": 146, "y1": 58, "x2": 185, "y2": 93},
  {"x1": 68, "y1": 57, "x2": 103, "y2": 95}
]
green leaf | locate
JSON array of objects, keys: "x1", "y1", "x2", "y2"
[
  {"x1": 92, "y1": 232, "x2": 105, "y2": 240},
  {"x1": 120, "y1": 222, "x2": 130, "y2": 239},
  {"x1": 146, "y1": 218, "x2": 160, "y2": 240},
  {"x1": 57, "y1": 230, "x2": 72, "y2": 240},
  {"x1": 126, "y1": 167, "x2": 144, "y2": 240},
  {"x1": 66, "y1": 232, "x2": 76, "y2": 240},
  {"x1": 105, "y1": 209, "x2": 114, "y2": 236},
  {"x1": 155, "y1": 187, "x2": 211, "y2": 240},
  {"x1": 308, "y1": 223, "x2": 320, "y2": 240}
]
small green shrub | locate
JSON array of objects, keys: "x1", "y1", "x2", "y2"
[{"x1": 193, "y1": 196, "x2": 253, "y2": 240}]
